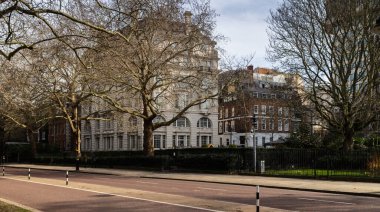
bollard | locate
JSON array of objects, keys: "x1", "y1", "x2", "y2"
[
  {"x1": 66, "y1": 171, "x2": 69, "y2": 185},
  {"x1": 28, "y1": 168, "x2": 30, "y2": 180},
  {"x1": 2, "y1": 166, "x2": 4, "y2": 176},
  {"x1": 256, "y1": 185, "x2": 260, "y2": 212}
]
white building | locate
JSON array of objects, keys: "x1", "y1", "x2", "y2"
[{"x1": 80, "y1": 11, "x2": 219, "y2": 152}]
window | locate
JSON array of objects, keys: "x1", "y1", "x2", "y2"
[
  {"x1": 224, "y1": 121, "x2": 229, "y2": 132},
  {"x1": 84, "y1": 121, "x2": 91, "y2": 132},
  {"x1": 129, "y1": 116, "x2": 138, "y2": 127},
  {"x1": 105, "y1": 116, "x2": 113, "y2": 130},
  {"x1": 175, "y1": 93, "x2": 189, "y2": 109},
  {"x1": 197, "y1": 117, "x2": 212, "y2": 128},
  {"x1": 271, "y1": 94, "x2": 276, "y2": 99},
  {"x1": 219, "y1": 108, "x2": 223, "y2": 118},
  {"x1": 253, "y1": 92, "x2": 259, "y2": 98},
  {"x1": 231, "y1": 107, "x2": 235, "y2": 117},
  {"x1": 284, "y1": 119, "x2": 289, "y2": 131},
  {"x1": 201, "y1": 136, "x2": 208, "y2": 146},
  {"x1": 173, "y1": 117, "x2": 190, "y2": 127},
  {"x1": 261, "y1": 105, "x2": 266, "y2": 114},
  {"x1": 116, "y1": 117, "x2": 123, "y2": 130},
  {"x1": 172, "y1": 135, "x2": 176, "y2": 148},
  {"x1": 118, "y1": 136, "x2": 123, "y2": 149},
  {"x1": 95, "y1": 120, "x2": 100, "y2": 131},
  {"x1": 225, "y1": 108, "x2": 229, "y2": 118},
  {"x1": 284, "y1": 107, "x2": 289, "y2": 117},
  {"x1": 84, "y1": 137, "x2": 91, "y2": 150},
  {"x1": 218, "y1": 122, "x2": 223, "y2": 133},
  {"x1": 96, "y1": 137, "x2": 100, "y2": 150},
  {"x1": 262, "y1": 118, "x2": 266, "y2": 130},
  {"x1": 154, "y1": 135, "x2": 161, "y2": 149},
  {"x1": 278, "y1": 119, "x2": 283, "y2": 131},
  {"x1": 278, "y1": 107, "x2": 283, "y2": 117},
  {"x1": 200, "y1": 99, "x2": 211, "y2": 109},
  {"x1": 262, "y1": 137, "x2": 266, "y2": 145},
  {"x1": 130, "y1": 135, "x2": 137, "y2": 149},
  {"x1": 231, "y1": 120, "x2": 235, "y2": 131},
  {"x1": 253, "y1": 117, "x2": 258, "y2": 130},
  {"x1": 153, "y1": 115, "x2": 165, "y2": 124},
  {"x1": 269, "y1": 118, "x2": 274, "y2": 130},
  {"x1": 254, "y1": 105, "x2": 259, "y2": 114},
  {"x1": 178, "y1": 135, "x2": 185, "y2": 147},
  {"x1": 104, "y1": 136, "x2": 113, "y2": 150},
  {"x1": 268, "y1": 106, "x2": 274, "y2": 114},
  {"x1": 162, "y1": 135, "x2": 166, "y2": 148}
]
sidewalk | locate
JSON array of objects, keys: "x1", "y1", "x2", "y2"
[{"x1": 5, "y1": 163, "x2": 380, "y2": 198}]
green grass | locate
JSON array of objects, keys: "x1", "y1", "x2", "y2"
[
  {"x1": 265, "y1": 169, "x2": 371, "y2": 177},
  {"x1": 0, "y1": 201, "x2": 30, "y2": 212}
]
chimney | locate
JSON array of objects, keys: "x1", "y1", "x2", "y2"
[
  {"x1": 184, "y1": 11, "x2": 192, "y2": 35},
  {"x1": 184, "y1": 11, "x2": 192, "y2": 25},
  {"x1": 247, "y1": 65, "x2": 254, "y2": 71}
]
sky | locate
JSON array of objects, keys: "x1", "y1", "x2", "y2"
[{"x1": 210, "y1": 0, "x2": 281, "y2": 68}]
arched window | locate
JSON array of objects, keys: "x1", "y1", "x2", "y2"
[
  {"x1": 153, "y1": 115, "x2": 166, "y2": 124},
  {"x1": 197, "y1": 117, "x2": 212, "y2": 128},
  {"x1": 173, "y1": 117, "x2": 190, "y2": 127}
]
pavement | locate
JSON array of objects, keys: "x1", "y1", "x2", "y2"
[{"x1": 4, "y1": 163, "x2": 380, "y2": 198}]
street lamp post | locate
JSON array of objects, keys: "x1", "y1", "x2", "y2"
[{"x1": 252, "y1": 114, "x2": 257, "y2": 173}]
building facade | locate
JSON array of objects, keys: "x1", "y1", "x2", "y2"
[
  {"x1": 218, "y1": 66, "x2": 303, "y2": 147},
  {"x1": 80, "y1": 11, "x2": 219, "y2": 152}
]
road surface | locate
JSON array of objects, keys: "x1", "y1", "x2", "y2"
[{"x1": 1, "y1": 167, "x2": 379, "y2": 211}]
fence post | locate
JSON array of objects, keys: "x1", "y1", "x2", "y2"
[
  {"x1": 28, "y1": 168, "x2": 30, "y2": 180},
  {"x1": 2, "y1": 155, "x2": 4, "y2": 176},
  {"x1": 313, "y1": 149, "x2": 317, "y2": 179},
  {"x1": 256, "y1": 185, "x2": 260, "y2": 212},
  {"x1": 66, "y1": 171, "x2": 69, "y2": 185}
]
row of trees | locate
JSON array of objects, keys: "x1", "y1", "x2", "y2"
[
  {"x1": 267, "y1": 0, "x2": 380, "y2": 150},
  {"x1": 0, "y1": 0, "x2": 220, "y2": 170}
]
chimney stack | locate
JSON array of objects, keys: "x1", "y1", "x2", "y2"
[
  {"x1": 247, "y1": 65, "x2": 254, "y2": 71},
  {"x1": 184, "y1": 11, "x2": 192, "y2": 35}
]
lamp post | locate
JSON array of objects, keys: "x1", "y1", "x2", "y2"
[{"x1": 252, "y1": 114, "x2": 257, "y2": 173}]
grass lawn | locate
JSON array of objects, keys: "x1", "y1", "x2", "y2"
[{"x1": 0, "y1": 200, "x2": 30, "y2": 212}]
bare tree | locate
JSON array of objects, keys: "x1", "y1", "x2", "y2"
[
  {"x1": 267, "y1": 0, "x2": 380, "y2": 150},
  {"x1": 86, "y1": 0, "x2": 219, "y2": 156},
  {"x1": 0, "y1": 56, "x2": 53, "y2": 157}
]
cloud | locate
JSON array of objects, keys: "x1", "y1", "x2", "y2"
[{"x1": 210, "y1": 0, "x2": 280, "y2": 68}]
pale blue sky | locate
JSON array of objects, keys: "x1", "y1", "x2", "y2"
[{"x1": 210, "y1": 0, "x2": 281, "y2": 68}]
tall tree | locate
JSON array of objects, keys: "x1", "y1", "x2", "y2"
[
  {"x1": 88, "y1": 0, "x2": 219, "y2": 156},
  {"x1": 267, "y1": 0, "x2": 380, "y2": 150}
]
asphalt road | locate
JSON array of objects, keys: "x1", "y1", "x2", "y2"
[{"x1": 2, "y1": 167, "x2": 380, "y2": 211}]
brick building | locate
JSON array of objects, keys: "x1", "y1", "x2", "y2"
[{"x1": 218, "y1": 66, "x2": 303, "y2": 147}]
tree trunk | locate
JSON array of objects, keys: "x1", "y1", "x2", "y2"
[
  {"x1": 73, "y1": 129, "x2": 81, "y2": 171},
  {"x1": 0, "y1": 117, "x2": 4, "y2": 158},
  {"x1": 143, "y1": 120, "x2": 154, "y2": 157},
  {"x1": 27, "y1": 129, "x2": 37, "y2": 159},
  {"x1": 343, "y1": 129, "x2": 354, "y2": 151},
  {"x1": 73, "y1": 105, "x2": 81, "y2": 171}
]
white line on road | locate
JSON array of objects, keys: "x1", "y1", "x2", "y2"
[
  {"x1": 298, "y1": 198, "x2": 354, "y2": 205},
  {"x1": 135, "y1": 181, "x2": 158, "y2": 185},
  {"x1": 197, "y1": 187, "x2": 227, "y2": 192},
  {"x1": 2, "y1": 176, "x2": 224, "y2": 212}
]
